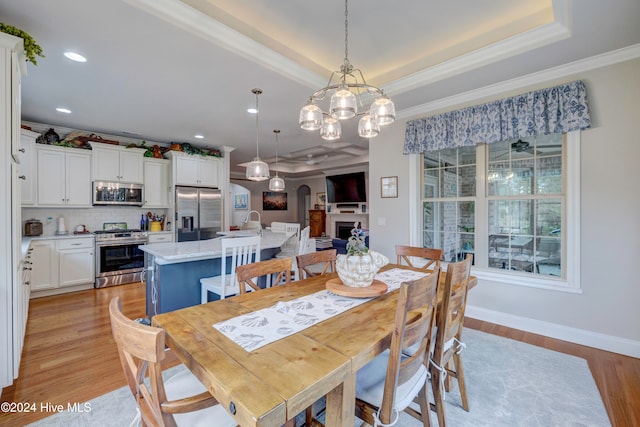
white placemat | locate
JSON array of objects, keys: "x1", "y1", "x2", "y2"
[{"x1": 213, "y1": 268, "x2": 428, "y2": 351}]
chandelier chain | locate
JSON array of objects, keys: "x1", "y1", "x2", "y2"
[{"x1": 344, "y1": 0, "x2": 349, "y2": 64}]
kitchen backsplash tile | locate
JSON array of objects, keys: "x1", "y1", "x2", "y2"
[{"x1": 22, "y1": 207, "x2": 168, "y2": 235}]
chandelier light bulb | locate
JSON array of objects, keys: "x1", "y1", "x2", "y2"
[
  {"x1": 370, "y1": 96, "x2": 396, "y2": 126},
  {"x1": 299, "y1": 102, "x2": 324, "y2": 131},
  {"x1": 320, "y1": 117, "x2": 341, "y2": 141},
  {"x1": 358, "y1": 114, "x2": 380, "y2": 138},
  {"x1": 330, "y1": 88, "x2": 357, "y2": 120}
]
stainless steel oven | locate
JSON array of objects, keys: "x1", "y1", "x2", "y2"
[{"x1": 95, "y1": 230, "x2": 147, "y2": 288}]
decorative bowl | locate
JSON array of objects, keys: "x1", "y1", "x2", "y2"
[{"x1": 336, "y1": 250, "x2": 389, "y2": 287}]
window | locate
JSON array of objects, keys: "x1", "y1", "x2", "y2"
[{"x1": 421, "y1": 132, "x2": 580, "y2": 289}]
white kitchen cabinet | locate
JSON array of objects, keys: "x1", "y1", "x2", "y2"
[
  {"x1": 36, "y1": 145, "x2": 91, "y2": 207},
  {"x1": 30, "y1": 236, "x2": 95, "y2": 297},
  {"x1": 18, "y1": 129, "x2": 38, "y2": 205},
  {"x1": 143, "y1": 158, "x2": 169, "y2": 208},
  {"x1": 169, "y1": 152, "x2": 221, "y2": 187},
  {"x1": 57, "y1": 238, "x2": 94, "y2": 287},
  {"x1": 1, "y1": 32, "x2": 27, "y2": 388},
  {"x1": 147, "y1": 231, "x2": 174, "y2": 243},
  {"x1": 30, "y1": 239, "x2": 58, "y2": 292},
  {"x1": 91, "y1": 142, "x2": 145, "y2": 183}
]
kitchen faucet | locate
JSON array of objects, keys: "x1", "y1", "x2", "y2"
[{"x1": 242, "y1": 210, "x2": 262, "y2": 235}]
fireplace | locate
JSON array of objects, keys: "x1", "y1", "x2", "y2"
[{"x1": 336, "y1": 221, "x2": 360, "y2": 240}]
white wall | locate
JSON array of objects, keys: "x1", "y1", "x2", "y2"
[{"x1": 369, "y1": 58, "x2": 640, "y2": 356}]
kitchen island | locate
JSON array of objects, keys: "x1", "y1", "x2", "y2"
[{"x1": 139, "y1": 230, "x2": 294, "y2": 317}]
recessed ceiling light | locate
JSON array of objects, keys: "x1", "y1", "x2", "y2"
[
  {"x1": 247, "y1": 108, "x2": 258, "y2": 114},
  {"x1": 194, "y1": 134, "x2": 204, "y2": 139},
  {"x1": 56, "y1": 107, "x2": 71, "y2": 114},
  {"x1": 64, "y1": 51, "x2": 87, "y2": 62}
]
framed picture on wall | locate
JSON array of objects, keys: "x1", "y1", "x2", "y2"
[
  {"x1": 380, "y1": 176, "x2": 398, "y2": 198},
  {"x1": 263, "y1": 192, "x2": 288, "y2": 210},
  {"x1": 234, "y1": 194, "x2": 248, "y2": 209},
  {"x1": 316, "y1": 192, "x2": 326, "y2": 206}
]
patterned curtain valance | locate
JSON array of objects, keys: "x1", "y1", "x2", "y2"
[{"x1": 404, "y1": 80, "x2": 591, "y2": 154}]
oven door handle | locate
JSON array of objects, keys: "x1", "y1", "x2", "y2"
[{"x1": 95, "y1": 240, "x2": 147, "y2": 247}]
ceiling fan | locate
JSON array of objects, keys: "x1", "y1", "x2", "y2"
[
  {"x1": 494, "y1": 139, "x2": 562, "y2": 159},
  {"x1": 290, "y1": 154, "x2": 330, "y2": 165}
]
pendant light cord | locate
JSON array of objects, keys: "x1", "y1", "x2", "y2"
[
  {"x1": 252, "y1": 88, "x2": 262, "y2": 158},
  {"x1": 274, "y1": 130, "x2": 280, "y2": 177}
]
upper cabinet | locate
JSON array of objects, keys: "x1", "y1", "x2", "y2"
[
  {"x1": 36, "y1": 145, "x2": 91, "y2": 207},
  {"x1": 167, "y1": 151, "x2": 221, "y2": 188},
  {"x1": 18, "y1": 129, "x2": 39, "y2": 205},
  {"x1": 143, "y1": 158, "x2": 169, "y2": 208},
  {"x1": 90, "y1": 142, "x2": 145, "y2": 183}
]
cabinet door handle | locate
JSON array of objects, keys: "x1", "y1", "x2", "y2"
[
  {"x1": 18, "y1": 175, "x2": 26, "y2": 180},
  {"x1": 19, "y1": 148, "x2": 25, "y2": 153},
  {"x1": 71, "y1": 243, "x2": 82, "y2": 246}
]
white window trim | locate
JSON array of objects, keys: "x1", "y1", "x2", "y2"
[{"x1": 409, "y1": 131, "x2": 581, "y2": 293}]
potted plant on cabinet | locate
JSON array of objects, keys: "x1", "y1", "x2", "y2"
[{"x1": 0, "y1": 23, "x2": 44, "y2": 65}]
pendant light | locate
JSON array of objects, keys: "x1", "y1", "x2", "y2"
[
  {"x1": 269, "y1": 129, "x2": 285, "y2": 192},
  {"x1": 245, "y1": 88, "x2": 270, "y2": 181}
]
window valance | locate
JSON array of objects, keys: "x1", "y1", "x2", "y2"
[{"x1": 404, "y1": 80, "x2": 591, "y2": 154}]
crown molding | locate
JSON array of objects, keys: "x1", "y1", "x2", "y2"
[
  {"x1": 124, "y1": 0, "x2": 574, "y2": 98},
  {"x1": 122, "y1": 0, "x2": 326, "y2": 89},
  {"x1": 397, "y1": 43, "x2": 640, "y2": 121},
  {"x1": 384, "y1": 0, "x2": 572, "y2": 96}
]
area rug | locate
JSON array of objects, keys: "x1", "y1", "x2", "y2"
[{"x1": 27, "y1": 328, "x2": 610, "y2": 427}]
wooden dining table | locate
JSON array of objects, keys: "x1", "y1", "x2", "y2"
[{"x1": 151, "y1": 263, "x2": 477, "y2": 427}]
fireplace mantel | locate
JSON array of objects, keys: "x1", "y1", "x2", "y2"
[{"x1": 327, "y1": 213, "x2": 368, "y2": 238}]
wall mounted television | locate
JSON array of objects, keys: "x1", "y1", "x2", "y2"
[{"x1": 326, "y1": 172, "x2": 367, "y2": 203}]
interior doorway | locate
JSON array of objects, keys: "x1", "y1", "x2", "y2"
[{"x1": 297, "y1": 185, "x2": 311, "y2": 227}]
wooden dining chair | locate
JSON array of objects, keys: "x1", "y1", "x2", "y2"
[
  {"x1": 354, "y1": 269, "x2": 440, "y2": 427},
  {"x1": 428, "y1": 254, "x2": 473, "y2": 427},
  {"x1": 108, "y1": 297, "x2": 237, "y2": 427},
  {"x1": 236, "y1": 257, "x2": 292, "y2": 293},
  {"x1": 200, "y1": 235, "x2": 261, "y2": 302},
  {"x1": 396, "y1": 245, "x2": 442, "y2": 271},
  {"x1": 296, "y1": 249, "x2": 337, "y2": 280}
]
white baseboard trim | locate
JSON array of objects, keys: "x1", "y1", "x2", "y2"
[{"x1": 465, "y1": 305, "x2": 640, "y2": 359}]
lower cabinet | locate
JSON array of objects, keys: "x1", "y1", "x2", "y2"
[
  {"x1": 30, "y1": 237, "x2": 95, "y2": 297},
  {"x1": 147, "y1": 231, "x2": 174, "y2": 244}
]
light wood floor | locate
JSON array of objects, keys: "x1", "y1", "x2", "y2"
[{"x1": 1, "y1": 282, "x2": 639, "y2": 426}]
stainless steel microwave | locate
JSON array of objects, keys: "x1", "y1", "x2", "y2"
[{"x1": 92, "y1": 181, "x2": 144, "y2": 206}]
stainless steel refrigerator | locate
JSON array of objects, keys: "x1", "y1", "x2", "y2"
[{"x1": 175, "y1": 186, "x2": 223, "y2": 242}]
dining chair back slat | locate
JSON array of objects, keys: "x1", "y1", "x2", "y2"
[
  {"x1": 236, "y1": 257, "x2": 292, "y2": 293},
  {"x1": 296, "y1": 249, "x2": 337, "y2": 280},
  {"x1": 396, "y1": 245, "x2": 442, "y2": 271}
]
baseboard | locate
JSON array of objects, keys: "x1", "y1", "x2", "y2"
[{"x1": 465, "y1": 305, "x2": 640, "y2": 358}]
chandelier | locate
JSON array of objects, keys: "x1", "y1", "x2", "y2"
[
  {"x1": 269, "y1": 129, "x2": 285, "y2": 191},
  {"x1": 245, "y1": 88, "x2": 270, "y2": 181},
  {"x1": 298, "y1": 0, "x2": 395, "y2": 141}
]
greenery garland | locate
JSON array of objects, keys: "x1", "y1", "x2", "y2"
[{"x1": 0, "y1": 23, "x2": 44, "y2": 65}]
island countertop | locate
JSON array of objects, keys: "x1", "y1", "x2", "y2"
[{"x1": 139, "y1": 230, "x2": 294, "y2": 265}]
